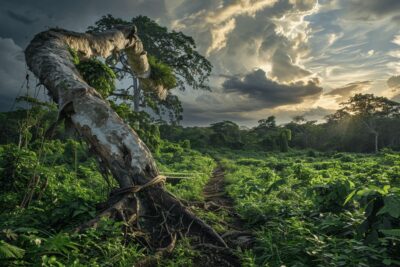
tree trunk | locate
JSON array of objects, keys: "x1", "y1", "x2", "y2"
[
  {"x1": 133, "y1": 77, "x2": 141, "y2": 112},
  {"x1": 374, "y1": 132, "x2": 379, "y2": 153},
  {"x1": 25, "y1": 26, "x2": 226, "y2": 249}
]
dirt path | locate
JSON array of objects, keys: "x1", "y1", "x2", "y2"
[
  {"x1": 194, "y1": 166, "x2": 254, "y2": 266},
  {"x1": 203, "y1": 167, "x2": 244, "y2": 230}
]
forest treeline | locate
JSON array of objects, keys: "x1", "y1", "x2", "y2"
[
  {"x1": 1, "y1": 92, "x2": 400, "y2": 155},
  {"x1": 161, "y1": 94, "x2": 400, "y2": 153}
]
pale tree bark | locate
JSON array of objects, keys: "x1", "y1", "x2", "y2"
[
  {"x1": 133, "y1": 77, "x2": 141, "y2": 112},
  {"x1": 25, "y1": 26, "x2": 226, "y2": 249}
]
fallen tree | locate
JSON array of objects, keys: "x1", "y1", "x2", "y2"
[{"x1": 25, "y1": 25, "x2": 226, "y2": 254}]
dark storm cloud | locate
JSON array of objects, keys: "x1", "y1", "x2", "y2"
[
  {"x1": 0, "y1": 0, "x2": 167, "y2": 46},
  {"x1": 222, "y1": 69, "x2": 322, "y2": 108},
  {"x1": 0, "y1": 37, "x2": 27, "y2": 111},
  {"x1": 0, "y1": 0, "x2": 168, "y2": 111},
  {"x1": 6, "y1": 10, "x2": 40, "y2": 25},
  {"x1": 346, "y1": 0, "x2": 400, "y2": 20},
  {"x1": 387, "y1": 76, "x2": 400, "y2": 89},
  {"x1": 326, "y1": 81, "x2": 371, "y2": 101}
]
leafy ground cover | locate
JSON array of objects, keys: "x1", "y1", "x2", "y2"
[
  {"x1": 1, "y1": 134, "x2": 400, "y2": 266},
  {"x1": 0, "y1": 139, "x2": 215, "y2": 266},
  {"x1": 219, "y1": 149, "x2": 400, "y2": 267}
]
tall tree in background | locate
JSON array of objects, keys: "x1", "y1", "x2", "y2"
[
  {"x1": 287, "y1": 116, "x2": 318, "y2": 148},
  {"x1": 335, "y1": 94, "x2": 400, "y2": 153},
  {"x1": 87, "y1": 15, "x2": 212, "y2": 123}
]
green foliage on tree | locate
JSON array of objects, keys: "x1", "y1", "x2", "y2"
[
  {"x1": 147, "y1": 55, "x2": 176, "y2": 90},
  {"x1": 279, "y1": 129, "x2": 291, "y2": 152},
  {"x1": 210, "y1": 121, "x2": 244, "y2": 149},
  {"x1": 87, "y1": 14, "x2": 212, "y2": 123},
  {"x1": 75, "y1": 58, "x2": 116, "y2": 98},
  {"x1": 69, "y1": 48, "x2": 117, "y2": 99}
]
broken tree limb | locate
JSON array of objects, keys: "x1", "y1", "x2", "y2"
[{"x1": 25, "y1": 26, "x2": 226, "y2": 248}]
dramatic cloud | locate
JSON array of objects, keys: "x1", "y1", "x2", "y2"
[
  {"x1": 6, "y1": 10, "x2": 40, "y2": 25},
  {"x1": 0, "y1": 0, "x2": 168, "y2": 46},
  {"x1": 206, "y1": 18, "x2": 236, "y2": 56},
  {"x1": 0, "y1": 37, "x2": 26, "y2": 111},
  {"x1": 387, "y1": 75, "x2": 400, "y2": 89},
  {"x1": 387, "y1": 76, "x2": 400, "y2": 101},
  {"x1": 346, "y1": 0, "x2": 400, "y2": 20},
  {"x1": 326, "y1": 81, "x2": 372, "y2": 102},
  {"x1": 173, "y1": 0, "x2": 318, "y2": 82},
  {"x1": 0, "y1": 0, "x2": 399, "y2": 125},
  {"x1": 222, "y1": 69, "x2": 322, "y2": 108}
]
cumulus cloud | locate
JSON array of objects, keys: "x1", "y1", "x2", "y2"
[
  {"x1": 326, "y1": 81, "x2": 371, "y2": 102},
  {"x1": 387, "y1": 75, "x2": 400, "y2": 89},
  {"x1": 385, "y1": 75, "x2": 400, "y2": 102},
  {"x1": 269, "y1": 49, "x2": 312, "y2": 82},
  {"x1": 392, "y1": 35, "x2": 400, "y2": 46},
  {"x1": 222, "y1": 69, "x2": 322, "y2": 108},
  {"x1": 206, "y1": 18, "x2": 236, "y2": 56},
  {"x1": 173, "y1": 0, "x2": 318, "y2": 83}
]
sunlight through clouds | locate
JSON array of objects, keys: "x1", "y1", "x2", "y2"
[{"x1": 0, "y1": 0, "x2": 400, "y2": 125}]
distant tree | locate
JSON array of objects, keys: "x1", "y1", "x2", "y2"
[
  {"x1": 257, "y1": 116, "x2": 277, "y2": 129},
  {"x1": 287, "y1": 116, "x2": 317, "y2": 148},
  {"x1": 334, "y1": 94, "x2": 400, "y2": 153},
  {"x1": 292, "y1": 115, "x2": 306, "y2": 124},
  {"x1": 210, "y1": 121, "x2": 243, "y2": 149},
  {"x1": 87, "y1": 14, "x2": 212, "y2": 123},
  {"x1": 279, "y1": 128, "x2": 292, "y2": 152},
  {"x1": 252, "y1": 116, "x2": 279, "y2": 150}
]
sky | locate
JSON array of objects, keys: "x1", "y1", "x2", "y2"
[{"x1": 0, "y1": 0, "x2": 399, "y2": 127}]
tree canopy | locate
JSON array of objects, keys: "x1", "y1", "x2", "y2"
[{"x1": 87, "y1": 14, "x2": 212, "y2": 123}]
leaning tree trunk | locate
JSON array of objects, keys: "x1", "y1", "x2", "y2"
[{"x1": 25, "y1": 26, "x2": 226, "y2": 249}]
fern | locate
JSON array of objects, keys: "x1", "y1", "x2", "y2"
[{"x1": 0, "y1": 240, "x2": 25, "y2": 259}]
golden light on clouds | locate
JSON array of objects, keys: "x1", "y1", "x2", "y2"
[{"x1": 206, "y1": 18, "x2": 236, "y2": 56}]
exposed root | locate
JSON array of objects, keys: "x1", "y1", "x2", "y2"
[
  {"x1": 135, "y1": 233, "x2": 177, "y2": 267},
  {"x1": 75, "y1": 193, "x2": 138, "y2": 232}
]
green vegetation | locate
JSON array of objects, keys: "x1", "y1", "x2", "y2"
[
  {"x1": 160, "y1": 94, "x2": 400, "y2": 153},
  {"x1": 1, "y1": 98, "x2": 400, "y2": 266},
  {"x1": 0, "y1": 111, "x2": 216, "y2": 265},
  {"x1": 87, "y1": 14, "x2": 212, "y2": 123},
  {"x1": 218, "y1": 150, "x2": 400, "y2": 266},
  {"x1": 3, "y1": 14, "x2": 400, "y2": 267}
]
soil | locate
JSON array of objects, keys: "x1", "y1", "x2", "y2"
[{"x1": 193, "y1": 165, "x2": 255, "y2": 267}]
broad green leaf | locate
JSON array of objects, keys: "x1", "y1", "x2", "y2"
[{"x1": 380, "y1": 229, "x2": 400, "y2": 237}]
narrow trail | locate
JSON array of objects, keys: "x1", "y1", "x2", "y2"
[
  {"x1": 203, "y1": 166, "x2": 244, "y2": 230},
  {"x1": 194, "y1": 165, "x2": 255, "y2": 266}
]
